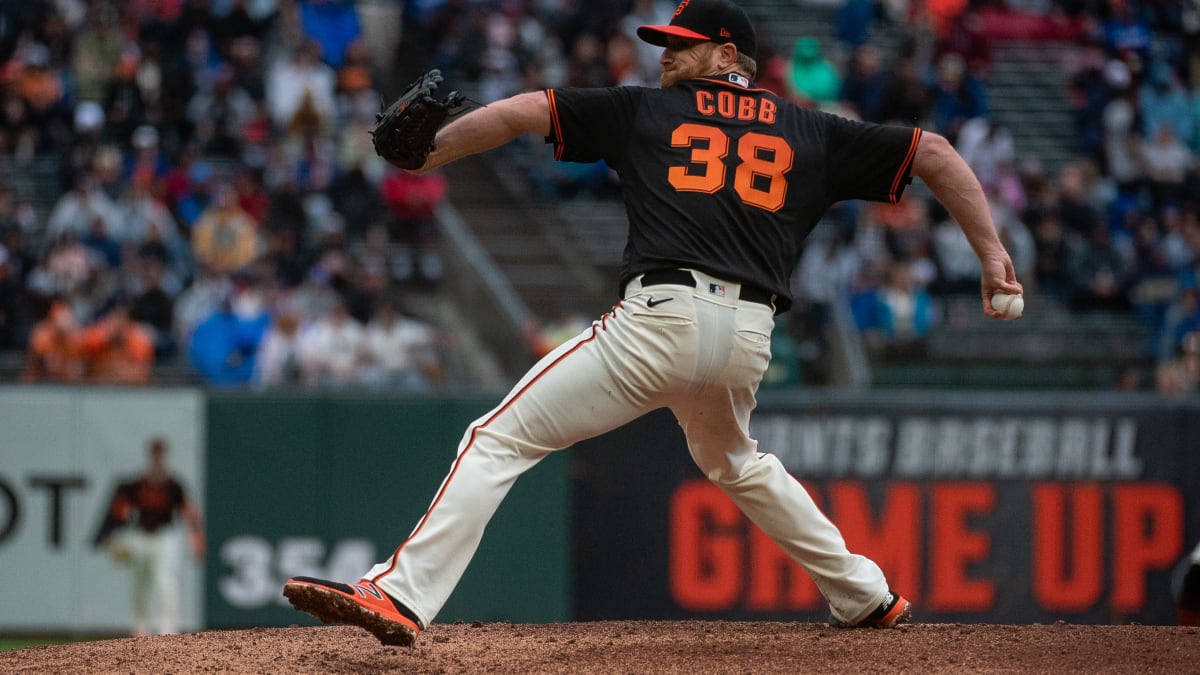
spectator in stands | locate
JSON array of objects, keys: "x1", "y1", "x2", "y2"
[
  {"x1": 118, "y1": 174, "x2": 192, "y2": 291},
  {"x1": 839, "y1": 44, "x2": 889, "y2": 122},
  {"x1": 81, "y1": 215, "x2": 122, "y2": 271},
  {"x1": 360, "y1": 299, "x2": 443, "y2": 390},
  {"x1": 750, "y1": 24, "x2": 789, "y2": 99},
  {"x1": 1142, "y1": 124, "x2": 1194, "y2": 214},
  {"x1": 1140, "y1": 60, "x2": 1194, "y2": 150},
  {"x1": 927, "y1": 0, "x2": 968, "y2": 43},
  {"x1": 129, "y1": 259, "x2": 178, "y2": 361},
  {"x1": 381, "y1": 166, "x2": 446, "y2": 284},
  {"x1": 931, "y1": 197, "x2": 984, "y2": 295},
  {"x1": 785, "y1": 37, "x2": 841, "y2": 108},
  {"x1": 1054, "y1": 161, "x2": 1104, "y2": 241},
  {"x1": 566, "y1": 32, "x2": 610, "y2": 89},
  {"x1": 834, "y1": 0, "x2": 879, "y2": 58},
  {"x1": 619, "y1": 0, "x2": 675, "y2": 86},
  {"x1": 297, "y1": 297, "x2": 363, "y2": 387},
  {"x1": 191, "y1": 180, "x2": 264, "y2": 274},
  {"x1": 796, "y1": 213, "x2": 864, "y2": 374},
  {"x1": 869, "y1": 195, "x2": 934, "y2": 292},
  {"x1": 1101, "y1": 61, "x2": 1144, "y2": 220},
  {"x1": 934, "y1": 8, "x2": 992, "y2": 79},
  {"x1": 1155, "y1": 329, "x2": 1200, "y2": 397},
  {"x1": 227, "y1": 34, "x2": 268, "y2": 102},
  {"x1": 299, "y1": 0, "x2": 362, "y2": 71},
  {"x1": 22, "y1": 297, "x2": 84, "y2": 383},
  {"x1": 124, "y1": 125, "x2": 172, "y2": 190},
  {"x1": 80, "y1": 297, "x2": 155, "y2": 384},
  {"x1": 1028, "y1": 208, "x2": 1069, "y2": 297},
  {"x1": 173, "y1": 264, "x2": 232, "y2": 352},
  {"x1": 1129, "y1": 210, "x2": 1187, "y2": 351},
  {"x1": 335, "y1": 38, "x2": 375, "y2": 103},
  {"x1": 60, "y1": 101, "x2": 107, "y2": 193},
  {"x1": 254, "y1": 303, "x2": 306, "y2": 388},
  {"x1": 1162, "y1": 205, "x2": 1199, "y2": 271},
  {"x1": 0, "y1": 183, "x2": 39, "y2": 242},
  {"x1": 187, "y1": 64, "x2": 257, "y2": 158},
  {"x1": 928, "y1": 52, "x2": 987, "y2": 143},
  {"x1": 15, "y1": 42, "x2": 71, "y2": 154},
  {"x1": 70, "y1": 2, "x2": 125, "y2": 103},
  {"x1": 607, "y1": 33, "x2": 650, "y2": 87},
  {"x1": 856, "y1": 259, "x2": 935, "y2": 362},
  {"x1": 955, "y1": 117, "x2": 1015, "y2": 196},
  {"x1": 92, "y1": 144, "x2": 127, "y2": 202},
  {"x1": 0, "y1": 81, "x2": 35, "y2": 161},
  {"x1": 45, "y1": 172, "x2": 123, "y2": 243},
  {"x1": 233, "y1": 166, "x2": 270, "y2": 225},
  {"x1": 1103, "y1": 0, "x2": 1154, "y2": 62},
  {"x1": 330, "y1": 161, "x2": 382, "y2": 243},
  {"x1": 266, "y1": 38, "x2": 337, "y2": 136},
  {"x1": 103, "y1": 51, "x2": 149, "y2": 153},
  {"x1": 1162, "y1": 263, "x2": 1200, "y2": 358},
  {"x1": 875, "y1": 52, "x2": 932, "y2": 127},
  {"x1": 1067, "y1": 223, "x2": 1134, "y2": 311},
  {"x1": 186, "y1": 289, "x2": 267, "y2": 388},
  {"x1": 214, "y1": 0, "x2": 274, "y2": 50}
]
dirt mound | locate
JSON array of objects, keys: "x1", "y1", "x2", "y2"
[{"x1": 3, "y1": 621, "x2": 1198, "y2": 673}]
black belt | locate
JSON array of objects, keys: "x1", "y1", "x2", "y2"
[{"x1": 639, "y1": 269, "x2": 776, "y2": 308}]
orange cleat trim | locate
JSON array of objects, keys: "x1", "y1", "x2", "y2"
[{"x1": 283, "y1": 576, "x2": 420, "y2": 646}]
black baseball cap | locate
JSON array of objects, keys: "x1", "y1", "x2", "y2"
[{"x1": 637, "y1": 0, "x2": 757, "y2": 59}]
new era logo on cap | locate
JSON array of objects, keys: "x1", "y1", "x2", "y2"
[{"x1": 637, "y1": 0, "x2": 758, "y2": 59}]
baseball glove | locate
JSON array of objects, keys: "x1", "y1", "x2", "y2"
[
  {"x1": 106, "y1": 539, "x2": 132, "y2": 565},
  {"x1": 371, "y1": 68, "x2": 466, "y2": 170}
]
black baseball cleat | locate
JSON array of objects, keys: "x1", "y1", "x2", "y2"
[
  {"x1": 829, "y1": 590, "x2": 912, "y2": 629},
  {"x1": 283, "y1": 576, "x2": 421, "y2": 646}
]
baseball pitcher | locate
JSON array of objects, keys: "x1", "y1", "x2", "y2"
[{"x1": 285, "y1": 0, "x2": 1023, "y2": 646}]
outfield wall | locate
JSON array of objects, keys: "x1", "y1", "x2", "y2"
[
  {"x1": 202, "y1": 392, "x2": 571, "y2": 629},
  {"x1": 573, "y1": 390, "x2": 1200, "y2": 625},
  {"x1": 1, "y1": 388, "x2": 1196, "y2": 633},
  {"x1": 0, "y1": 388, "x2": 205, "y2": 633}
]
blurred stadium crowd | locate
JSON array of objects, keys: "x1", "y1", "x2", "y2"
[
  {"x1": 0, "y1": 0, "x2": 1199, "y2": 395},
  {"x1": 0, "y1": 0, "x2": 447, "y2": 389}
]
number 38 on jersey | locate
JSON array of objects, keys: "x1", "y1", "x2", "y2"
[{"x1": 669, "y1": 122, "x2": 794, "y2": 213}]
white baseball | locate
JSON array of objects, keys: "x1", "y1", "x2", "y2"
[{"x1": 992, "y1": 292, "x2": 1024, "y2": 319}]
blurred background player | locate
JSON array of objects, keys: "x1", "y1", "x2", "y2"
[{"x1": 93, "y1": 436, "x2": 205, "y2": 636}]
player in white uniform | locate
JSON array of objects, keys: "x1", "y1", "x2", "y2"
[
  {"x1": 283, "y1": 0, "x2": 1022, "y2": 646},
  {"x1": 94, "y1": 437, "x2": 205, "y2": 636}
]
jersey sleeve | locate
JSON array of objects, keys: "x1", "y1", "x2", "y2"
[
  {"x1": 170, "y1": 479, "x2": 187, "y2": 510},
  {"x1": 823, "y1": 115, "x2": 922, "y2": 205},
  {"x1": 546, "y1": 86, "x2": 643, "y2": 164}
]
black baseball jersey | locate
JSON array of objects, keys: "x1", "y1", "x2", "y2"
[
  {"x1": 93, "y1": 476, "x2": 189, "y2": 544},
  {"x1": 546, "y1": 73, "x2": 922, "y2": 313}
]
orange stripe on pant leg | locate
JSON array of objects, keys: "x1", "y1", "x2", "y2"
[{"x1": 372, "y1": 322, "x2": 601, "y2": 581}]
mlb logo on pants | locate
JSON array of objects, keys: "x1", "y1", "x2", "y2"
[{"x1": 708, "y1": 283, "x2": 727, "y2": 297}]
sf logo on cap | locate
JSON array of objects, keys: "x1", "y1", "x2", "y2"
[{"x1": 673, "y1": 0, "x2": 690, "y2": 17}]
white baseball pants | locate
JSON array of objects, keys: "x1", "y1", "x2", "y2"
[
  {"x1": 367, "y1": 269, "x2": 890, "y2": 626},
  {"x1": 121, "y1": 526, "x2": 183, "y2": 636}
]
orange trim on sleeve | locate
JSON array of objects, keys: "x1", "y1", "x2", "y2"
[
  {"x1": 546, "y1": 89, "x2": 564, "y2": 161},
  {"x1": 889, "y1": 127, "x2": 922, "y2": 204}
]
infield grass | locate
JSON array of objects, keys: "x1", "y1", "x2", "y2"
[{"x1": 0, "y1": 636, "x2": 91, "y2": 652}]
